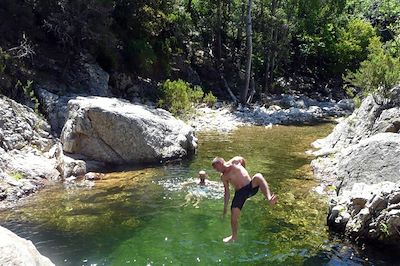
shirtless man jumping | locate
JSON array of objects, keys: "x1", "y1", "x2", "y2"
[{"x1": 212, "y1": 156, "x2": 278, "y2": 243}]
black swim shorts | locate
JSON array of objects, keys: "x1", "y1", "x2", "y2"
[{"x1": 231, "y1": 181, "x2": 259, "y2": 209}]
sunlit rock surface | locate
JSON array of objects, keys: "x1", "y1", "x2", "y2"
[
  {"x1": 61, "y1": 96, "x2": 197, "y2": 164},
  {"x1": 0, "y1": 96, "x2": 59, "y2": 207},
  {"x1": 0, "y1": 226, "x2": 54, "y2": 266},
  {"x1": 188, "y1": 95, "x2": 353, "y2": 132},
  {"x1": 312, "y1": 87, "x2": 400, "y2": 191},
  {"x1": 327, "y1": 182, "x2": 400, "y2": 246},
  {"x1": 312, "y1": 85, "x2": 400, "y2": 247}
]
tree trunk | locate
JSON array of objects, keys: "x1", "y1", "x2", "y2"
[
  {"x1": 233, "y1": 1, "x2": 246, "y2": 73},
  {"x1": 241, "y1": 0, "x2": 253, "y2": 105},
  {"x1": 186, "y1": 0, "x2": 192, "y2": 14},
  {"x1": 264, "y1": 0, "x2": 278, "y2": 93},
  {"x1": 219, "y1": 71, "x2": 238, "y2": 103},
  {"x1": 215, "y1": 0, "x2": 222, "y2": 67},
  {"x1": 270, "y1": 26, "x2": 279, "y2": 86},
  {"x1": 247, "y1": 77, "x2": 256, "y2": 104}
]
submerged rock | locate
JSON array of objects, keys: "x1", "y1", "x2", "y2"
[
  {"x1": 61, "y1": 96, "x2": 197, "y2": 164},
  {"x1": 0, "y1": 226, "x2": 54, "y2": 265}
]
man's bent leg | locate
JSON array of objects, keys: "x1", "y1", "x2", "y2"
[
  {"x1": 251, "y1": 173, "x2": 278, "y2": 205},
  {"x1": 224, "y1": 207, "x2": 241, "y2": 243}
]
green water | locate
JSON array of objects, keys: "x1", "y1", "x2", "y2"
[{"x1": 0, "y1": 124, "x2": 378, "y2": 265}]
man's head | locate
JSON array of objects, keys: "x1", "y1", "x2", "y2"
[{"x1": 211, "y1": 157, "x2": 225, "y2": 172}]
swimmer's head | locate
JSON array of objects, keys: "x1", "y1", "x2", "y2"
[{"x1": 198, "y1": 170, "x2": 207, "y2": 181}]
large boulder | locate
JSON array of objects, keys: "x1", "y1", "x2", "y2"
[
  {"x1": 312, "y1": 88, "x2": 400, "y2": 192},
  {"x1": 335, "y1": 133, "x2": 400, "y2": 191},
  {"x1": 0, "y1": 226, "x2": 54, "y2": 266},
  {"x1": 61, "y1": 97, "x2": 197, "y2": 164}
]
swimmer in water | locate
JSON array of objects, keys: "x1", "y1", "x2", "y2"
[
  {"x1": 182, "y1": 170, "x2": 210, "y2": 208},
  {"x1": 198, "y1": 170, "x2": 208, "y2": 186}
]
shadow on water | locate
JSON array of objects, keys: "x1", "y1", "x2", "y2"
[{"x1": 0, "y1": 124, "x2": 399, "y2": 265}]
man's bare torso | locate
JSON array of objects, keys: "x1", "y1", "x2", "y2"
[{"x1": 221, "y1": 163, "x2": 251, "y2": 191}]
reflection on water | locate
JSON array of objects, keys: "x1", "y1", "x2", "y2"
[{"x1": 0, "y1": 124, "x2": 397, "y2": 265}]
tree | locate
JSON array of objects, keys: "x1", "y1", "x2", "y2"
[
  {"x1": 345, "y1": 37, "x2": 400, "y2": 98},
  {"x1": 241, "y1": 0, "x2": 253, "y2": 104}
]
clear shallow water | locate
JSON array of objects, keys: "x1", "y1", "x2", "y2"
[{"x1": 0, "y1": 125, "x2": 397, "y2": 265}]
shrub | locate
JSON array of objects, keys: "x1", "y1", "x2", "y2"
[
  {"x1": 158, "y1": 79, "x2": 193, "y2": 116},
  {"x1": 189, "y1": 86, "x2": 204, "y2": 104},
  {"x1": 17, "y1": 80, "x2": 40, "y2": 113},
  {"x1": 10, "y1": 171, "x2": 23, "y2": 180},
  {"x1": 158, "y1": 79, "x2": 218, "y2": 117},
  {"x1": 345, "y1": 37, "x2": 400, "y2": 98},
  {"x1": 203, "y1": 91, "x2": 217, "y2": 107},
  {"x1": 336, "y1": 18, "x2": 377, "y2": 71}
]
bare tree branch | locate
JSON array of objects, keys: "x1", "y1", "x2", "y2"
[{"x1": 7, "y1": 33, "x2": 35, "y2": 59}]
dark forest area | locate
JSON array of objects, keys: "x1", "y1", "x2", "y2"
[{"x1": 0, "y1": 0, "x2": 399, "y2": 109}]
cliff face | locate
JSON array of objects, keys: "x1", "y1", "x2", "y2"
[
  {"x1": 311, "y1": 86, "x2": 400, "y2": 248},
  {"x1": 0, "y1": 96, "x2": 59, "y2": 207}
]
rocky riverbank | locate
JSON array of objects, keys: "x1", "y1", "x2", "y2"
[
  {"x1": 188, "y1": 94, "x2": 354, "y2": 132},
  {"x1": 311, "y1": 86, "x2": 400, "y2": 249},
  {"x1": 0, "y1": 96, "x2": 60, "y2": 209}
]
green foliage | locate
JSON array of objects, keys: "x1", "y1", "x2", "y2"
[
  {"x1": 10, "y1": 171, "x2": 23, "y2": 180},
  {"x1": 335, "y1": 18, "x2": 377, "y2": 71},
  {"x1": 17, "y1": 80, "x2": 40, "y2": 113},
  {"x1": 158, "y1": 79, "x2": 194, "y2": 116},
  {"x1": 0, "y1": 48, "x2": 10, "y2": 75},
  {"x1": 189, "y1": 86, "x2": 204, "y2": 104},
  {"x1": 379, "y1": 222, "x2": 389, "y2": 236},
  {"x1": 158, "y1": 79, "x2": 217, "y2": 117},
  {"x1": 1, "y1": 0, "x2": 399, "y2": 101},
  {"x1": 345, "y1": 37, "x2": 400, "y2": 97},
  {"x1": 203, "y1": 91, "x2": 217, "y2": 107},
  {"x1": 126, "y1": 39, "x2": 157, "y2": 73}
]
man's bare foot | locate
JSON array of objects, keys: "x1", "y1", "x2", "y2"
[
  {"x1": 268, "y1": 194, "x2": 278, "y2": 206},
  {"x1": 223, "y1": 235, "x2": 236, "y2": 243}
]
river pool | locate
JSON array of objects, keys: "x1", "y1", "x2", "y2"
[{"x1": 0, "y1": 124, "x2": 394, "y2": 265}]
